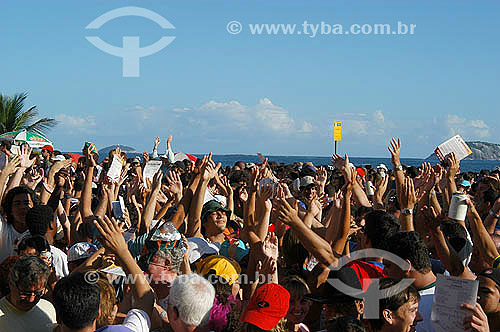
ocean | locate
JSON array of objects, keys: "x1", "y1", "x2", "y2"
[
  {"x1": 93, "y1": 152, "x2": 499, "y2": 173},
  {"x1": 207, "y1": 156, "x2": 499, "y2": 173}
]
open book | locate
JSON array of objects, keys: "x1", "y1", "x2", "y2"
[{"x1": 434, "y1": 135, "x2": 472, "y2": 163}]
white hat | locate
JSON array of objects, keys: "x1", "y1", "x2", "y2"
[
  {"x1": 376, "y1": 164, "x2": 388, "y2": 171},
  {"x1": 300, "y1": 176, "x2": 315, "y2": 189},
  {"x1": 187, "y1": 237, "x2": 219, "y2": 264},
  {"x1": 68, "y1": 242, "x2": 98, "y2": 263},
  {"x1": 51, "y1": 155, "x2": 66, "y2": 162}
]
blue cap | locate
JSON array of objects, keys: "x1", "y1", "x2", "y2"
[{"x1": 459, "y1": 180, "x2": 471, "y2": 187}]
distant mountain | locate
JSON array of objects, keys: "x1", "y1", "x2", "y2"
[
  {"x1": 427, "y1": 141, "x2": 500, "y2": 160},
  {"x1": 98, "y1": 145, "x2": 137, "y2": 156}
]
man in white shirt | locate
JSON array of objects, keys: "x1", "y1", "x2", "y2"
[
  {"x1": 383, "y1": 231, "x2": 436, "y2": 332},
  {"x1": 0, "y1": 255, "x2": 56, "y2": 332}
]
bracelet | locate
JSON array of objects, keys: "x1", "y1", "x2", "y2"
[
  {"x1": 493, "y1": 255, "x2": 500, "y2": 269},
  {"x1": 490, "y1": 209, "x2": 500, "y2": 219},
  {"x1": 43, "y1": 182, "x2": 54, "y2": 194},
  {"x1": 159, "y1": 310, "x2": 167, "y2": 319}
]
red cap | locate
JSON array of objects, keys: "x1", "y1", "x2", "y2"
[
  {"x1": 356, "y1": 168, "x2": 365, "y2": 177},
  {"x1": 241, "y1": 283, "x2": 290, "y2": 330},
  {"x1": 41, "y1": 145, "x2": 53, "y2": 152}
]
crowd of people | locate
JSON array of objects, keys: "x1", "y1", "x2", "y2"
[{"x1": 0, "y1": 135, "x2": 499, "y2": 332}]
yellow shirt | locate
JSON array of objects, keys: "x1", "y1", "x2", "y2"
[{"x1": 0, "y1": 296, "x2": 56, "y2": 332}]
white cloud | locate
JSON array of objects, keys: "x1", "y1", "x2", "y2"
[
  {"x1": 447, "y1": 114, "x2": 490, "y2": 139},
  {"x1": 298, "y1": 121, "x2": 313, "y2": 133},
  {"x1": 55, "y1": 114, "x2": 96, "y2": 132}
]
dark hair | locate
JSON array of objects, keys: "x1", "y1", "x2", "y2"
[
  {"x1": 26, "y1": 205, "x2": 54, "y2": 236},
  {"x1": 53, "y1": 273, "x2": 100, "y2": 329},
  {"x1": 1, "y1": 141, "x2": 12, "y2": 150},
  {"x1": 482, "y1": 189, "x2": 500, "y2": 207},
  {"x1": 2, "y1": 186, "x2": 40, "y2": 225},
  {"x1": 364, "y1": 211, "x2": 400, "y2": 250},
  {"x1": 440, "y1": 221, "x2": 467, "y2": 253},
  {"x1": 368, "y1": 278, "x2": 420, "y2": 331},
  {"x1": 328, "y1": 317, "x2": 367, "y2": 332},
  {"x1": 386, "y1": 231, "x2": 431, "y2": 273},
  {"x1": 17, "y1": 235, "x2": 51, "y2": 255},
  {"x1": 9, "y1": 255, "x2": 50, "y2": 290}
]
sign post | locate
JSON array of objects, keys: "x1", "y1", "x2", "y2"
[{"x1": 333, "y1": 121, "x2": 342, "y2": 154}]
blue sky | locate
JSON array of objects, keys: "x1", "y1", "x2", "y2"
[{"x1": 1, "y1": 0, "x2": 499, "y2": 157}]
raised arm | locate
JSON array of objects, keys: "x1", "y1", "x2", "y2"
[
  {"x1": 151, "y1": 136, "x2": 160, "y2": 159},
  {"x1": 140, "y1": 171, "x2": 163, "y2": 235},
  {"x1": 332, "y1": 153, "x2": 371, "y2": 208},
  {"x1": 0, "y1": 156, "x2": 20, "y2": 213},
  {"x1": 186, "y1": 154, "x2": 220, "y2": 237},
  {"x1": 466, "y1": 199, "x2": 499, "y2": 267},
  {"x1": 94, "y1": 215, "x2": 154, "y2": 318},
  {"x1": 399, "y1": 176, "x2": 417, "y2": 231},
  {"x1": 388, "y1": 137, "x2": 405, "y2": 200},
  {"x1": 6, "y1": 144, "x2": 35, "y2": 193},
  {"x1": 274, "y1": 198, "x2": 337, "y2": 267},
  {"x1": 80, "y1": 146, "x2": 97, "y2": 219}
]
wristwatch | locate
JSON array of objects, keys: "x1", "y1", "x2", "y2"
[
  {"x1": 402, "y1": 208, "x2": 413, "y2": 215},
  {"x1": 490, "y1": 209, "x2": 500, "y2": 219},
  {"x1": 395, "y1": 165, "x2": 404, "y2": 171}
]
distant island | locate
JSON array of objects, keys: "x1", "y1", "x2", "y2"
[
  {"x1": 427, "y1": 141, "x2": 500, "y2": 160},
  {"x1": 98, "y1": 145, "x2": 137, "y2": 156}
]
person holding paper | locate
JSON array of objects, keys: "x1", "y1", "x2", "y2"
[{"x1": 368, "y1": 278, "x2": 423, "y2": 332}]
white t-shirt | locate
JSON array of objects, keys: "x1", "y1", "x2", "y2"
[
  {"x1": 50, "y1": 245, "x2": 69, "y2": 280},
  {"x1": 120, "y1": 309, "x2": 151, "y2": 332},
  {"x1": 0, "y1": 297, "x2": 57, "y2": 332},
  {"x1": 0, "y1": 218, "x2": 24, "y2": 263},
  {"x1": 417, "y1": 284, "x2": 436, "y2": 332}
]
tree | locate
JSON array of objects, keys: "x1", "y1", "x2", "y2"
[{"x1": 0, "y1": 92, "x2": 57, "y2": 135}]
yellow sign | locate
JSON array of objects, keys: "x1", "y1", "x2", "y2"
[{"x1": 334, "y1": 121, "x2": 342, "y2": 141}]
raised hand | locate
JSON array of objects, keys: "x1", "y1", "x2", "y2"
[
  {"x1": 1, "y1": 155, "x2": 21, "y2": 177},
  {"x1": 388, "y1": 137, "x2": 402, "y2": 168},
  {"x1": 374, "y1": 174, "x2": 389, "y2": 205},
  {"x1": 84, "y1": 145, "x2": 97, "y2": 168},
  {"x1": 258, "y1": 183, "x2": 274, "y2": 210},
  {"x1": 273, "y1": 198, "x2": 300, "y2": 225},
  {"x1": 52, "y1": 159, "x2": 73, "y2": 174},
  {"x1": 18, "y1": 144, "x2": 35, "y2": 168},
  {"x1": 420, "y1": 205, "x2": 441, "y2": 231},
  {"x1": 316, "y1": 166, "x2": 328, "y2": 185},
  {"x1": 152, "y1": 170, "x2": 163, "y2": 191},
  {"x1": 93, "y1": 215, "x2": 128, "y2": 255},
  {"x1": 154, "y1": 136, "x2": 160, "y2": 147},
  {"x1": 238, "y1": 186, "x2": 248, "y2": 203},
  {"x1": 167, "y1": 135, "x2": 173, "y2": 144},
  {"x1": 142, "y1": 152, "x2": 150, "y2": 164},
  {"x1": 22, "y1": 167, "x2": 43, "y2": 189},
  {"x1": 400, "y1": 176, "x2": 417, "y2": 210},
  {"x1": 165, "y1": 170, "x2": 183, "y2": 196},
  {"x1": 201, "y1": 153, "x2": 221, "y2": 181},
  {"x1": 331, "y1": 154, "x2": 346, "y2": 171},
  {"x1": 447, "y1": 152, "x2": 460, "y2": 177}
]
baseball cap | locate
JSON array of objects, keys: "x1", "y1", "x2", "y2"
[
  {"x1": 240, "y1": 283, "x2": 290, "y2": 330},
  {"x1": 458, "y1": 180, "x2": 471, "y2": 187},
  {"x1": 41, "y1": 145, "x2": 53, "y2": 152},
  {"x1": 67, "y1": 242, "x2": 98, "y2": 263},
  {"x1": 356, "y1": 168, "x2": 366, "y2": 177},
  {"x1": 201, "y1": 200, "x2": 231, "y2": 222},
  {"x1": 196, "y1": 255, "x2": 241, "y2": 285},
  {"x1": 305, "y1": 266, "x2": 364, "y2": 304},
  {"x1": 479, "y1": 268, "x2": 500, "y2": 287},
  {"x1": 300, "y1": 176, "x2": 315, "y2": 189}
]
